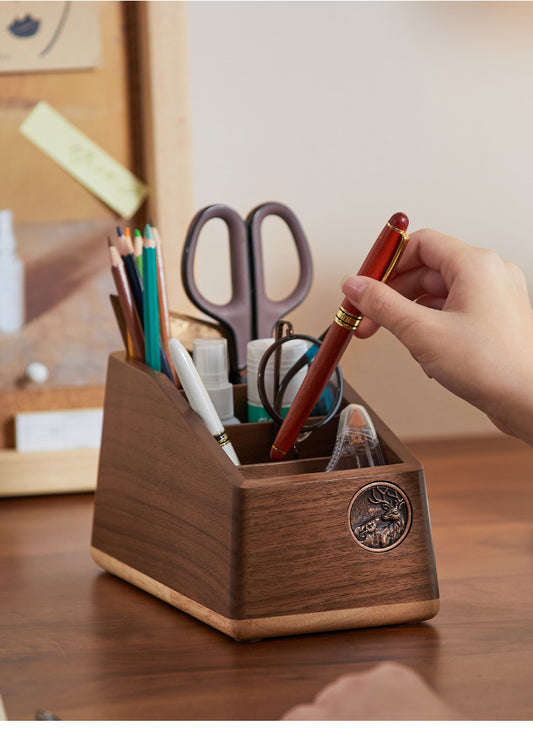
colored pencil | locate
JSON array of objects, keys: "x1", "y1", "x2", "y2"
[
  {"x1": 142, "y1": 225, "x2": 161, "y2": 371},
  {"x1": 115, "y1": 226, "x2": 174, "y2": 380},
  {"x1": 123, "y1": 226, "x2": 136, "y2": 294},
  {"x1": 116, "y1": 226, "x2": 144, "y2": 321},
  {"x1": 133, "y1": 228, "x2": 144, "y2": 278},
  {"x1": 108, "y1": 240, "x2": 145, "y2": 361},
  {"x1": 152, "y1": 224, "x2": 179, "y2": 386},
  {"x1": 124, "y1": 226, "x2": 133, "y2": 248}
]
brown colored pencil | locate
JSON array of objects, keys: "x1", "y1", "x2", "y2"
[
  {"x1": 151, "y1": 225, "x2": 179, "y2": 386},
  {"x1": 108, "y1": 239, "x2": 145, "y2": 362}
]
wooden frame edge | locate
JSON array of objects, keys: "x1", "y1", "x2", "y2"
[
  {"x1": 0, "y1": 448, "x2": 99, "y2": 497},
  {"x1": 136, "y1": 0, "x2": 195, "y2": 314}
]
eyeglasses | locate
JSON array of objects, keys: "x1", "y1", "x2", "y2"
[{"x1": 256, "y1": 320, "x2": 344, "y2": 447}]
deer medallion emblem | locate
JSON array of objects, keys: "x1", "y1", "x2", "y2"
[{"x1": 348, "y1": 482, "x2": 412, "y2": 552}]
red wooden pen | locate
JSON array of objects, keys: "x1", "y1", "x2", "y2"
[{"x1": 270, "y1": 212, "x2": 409, "y2": 461}]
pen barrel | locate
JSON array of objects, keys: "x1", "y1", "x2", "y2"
[
  {"x1": 218, "y1": 434, "x2": 241, "y2": 466},
  {"x1": 333, "y1": 222, "x2": 407, "y2": 326},
  {"x1": 270, "y1": 215, "x2": 408, "y2": 460},
  {"x1": 358, "y1": 220, "x2": 409, "y2": 283},
  {"x1": 270, "y1": 320, "x2": 351, "y2": 458}
]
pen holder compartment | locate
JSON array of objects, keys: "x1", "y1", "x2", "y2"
[{"x1": 91, "y1": 352, "x2": 439, "y2": 640}]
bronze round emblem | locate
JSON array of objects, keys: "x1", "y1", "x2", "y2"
[{"x1": 347, "y1": 481, "x2": 412, "y2": 552}]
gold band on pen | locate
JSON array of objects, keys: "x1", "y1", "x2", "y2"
[
  {"x1": 334, "y1": 305, "x2": 364, "y2": 331},
  {"x1": 214, "y1": 431, "x2": 231, "y2": 448},
  {"x1": 271, "y1": 444, "x2": 287, "y2": 457}
]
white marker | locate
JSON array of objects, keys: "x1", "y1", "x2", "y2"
[{"x1": 168, "y1": 338, "x2": 240, "y2": 466}]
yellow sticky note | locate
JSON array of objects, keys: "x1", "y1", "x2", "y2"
[{"x1": 20, "y1": 101, "x2": 148, "y2": 219}]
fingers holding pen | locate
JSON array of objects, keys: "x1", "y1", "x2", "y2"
[
  {"x1": 387, "y1": 265, "x2": 448, "y2": 302},
  {"x1": 343, "y1": 227, "x2": 516, "y2": 340},
  {"x1": 341, "y1": 274, "x2": 439, "y2": 342},
  {"x1": 400, "y1": 228, "x2": 525, "y2": 297},
  {"x1": 339, "y1": 228, "x2": 458, "y2": 339},
  {"x1": 393, "y1": 228, "x2": 474, "y2": 281},
  {"x1": 337, "y1": 224, "x2": 533, "y2": 445}
]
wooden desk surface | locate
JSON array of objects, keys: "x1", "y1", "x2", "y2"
[{"x1": 1, "y1": 436, "x2": 532, "y2": 721}]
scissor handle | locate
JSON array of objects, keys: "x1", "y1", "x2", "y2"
[
  {"x1": 246, "y1": 202, "x2": 313, "y2": 339},
  {"x1": 181, "y1": 204, "x2": 252, "y2": 381}
]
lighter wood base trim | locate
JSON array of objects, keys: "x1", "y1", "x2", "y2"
[{"x1": 91, "y1": 547, "x2": 439, "y2": 640}]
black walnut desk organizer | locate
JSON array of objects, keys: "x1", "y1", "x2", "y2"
[{"x1": 91, "y1": 352, "x2": 439, "y2": 640}]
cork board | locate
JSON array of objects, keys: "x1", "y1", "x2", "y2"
[
  {"x1": 0, "y1": 1, "x2": 194, "y2": 452},
  {"x1": 0, "y1": 1, "x2": 101, "y2": 74},
  {"x1": 0, "y1": 1, "x2": 136, "y2": 224}
]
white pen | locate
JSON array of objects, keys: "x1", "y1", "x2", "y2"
[{"x1": 168, "y1": 338, "x2": 240, "y2": 466}]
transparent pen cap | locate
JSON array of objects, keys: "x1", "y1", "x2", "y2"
[{"x1": 326, "y1": 403, "x2": 385, "y2": 471}]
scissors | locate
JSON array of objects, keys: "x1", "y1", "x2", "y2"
[{"x1": 181, "y1": 202, "x2": 313, "y2": 383}]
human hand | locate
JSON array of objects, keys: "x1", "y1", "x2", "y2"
[
  {"x1": 281, "y1": 662, "x2": 459, "y2": 721},
  {"x1": 342, "y1": 229, "x2": 533, "y2": 444}
]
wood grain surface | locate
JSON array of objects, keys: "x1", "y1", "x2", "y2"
[{"x1": 1, "y1": 435, "x2": 532, "y2": 720}]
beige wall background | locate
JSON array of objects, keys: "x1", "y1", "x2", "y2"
[{"x1": 181, "y1": 0, "x2": 533, "y2": 441}]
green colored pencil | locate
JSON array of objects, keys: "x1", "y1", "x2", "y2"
[
  {"x1": 134, "y1": 228, "x2": 143, "y2": 278},
  {"x1": 142, "y1": 224, "x2": 161, "y2": 371}
]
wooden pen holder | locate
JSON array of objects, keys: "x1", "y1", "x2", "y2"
[{"x1": 91, "y1": 352, "x2": 439, "y2": 640}]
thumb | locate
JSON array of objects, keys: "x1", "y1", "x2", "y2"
[{"x1": 341, "y1": 275, "x2": 433, "y2": 343}]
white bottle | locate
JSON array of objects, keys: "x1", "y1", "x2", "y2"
[
  {"x1": 0, "y1": 210, "x2": 25, "y2": 333},
  {"x1": 193, "y1": 337, "x2": 240, "y2": 425},
  {"x1": 246, "y1": 338, "x2": 309, "y2": 423}
]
